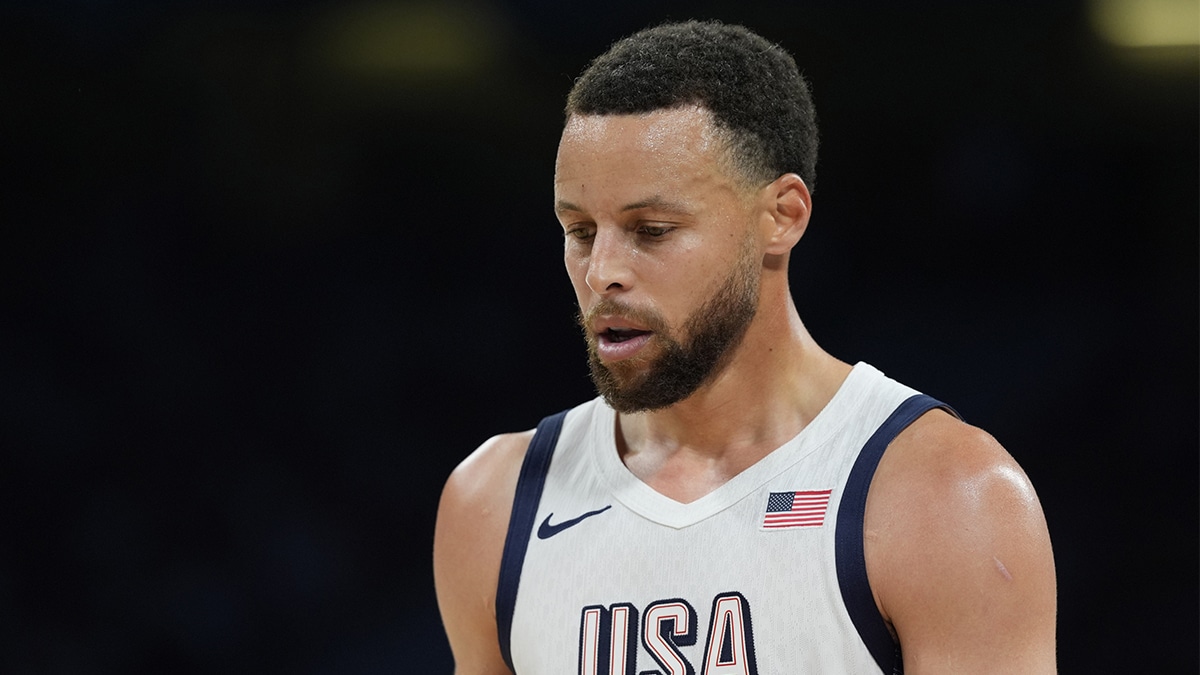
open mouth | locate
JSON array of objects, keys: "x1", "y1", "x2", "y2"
[{"x1": 603, "y1": 327, "x2": 652, "y2": 343}]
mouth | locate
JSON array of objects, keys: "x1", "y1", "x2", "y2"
[
  {"x1": 600, "y1": 326, "x2": 653, "y2": 344},
  {"x1": 582, "y1": 309, "x2": 661, "y2": 363},
  {"x1": 593, "y1": 324, "x2": 655, "y2": 363}
]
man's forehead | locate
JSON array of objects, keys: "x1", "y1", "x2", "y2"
[
  {"x1": 552, "y1": 105, "x2": 753, "y2": 214},
  {"x1": 559, "y1": 105, "x2": 722, "y2": 153}
]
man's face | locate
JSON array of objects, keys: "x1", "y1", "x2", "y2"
[{"x1": 554, "y1": 106, "x2": 763, "y2": 412}]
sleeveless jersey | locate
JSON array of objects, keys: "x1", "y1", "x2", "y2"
[{"x1": 496, "y1": 362, "x2": 954, "y2": 675}]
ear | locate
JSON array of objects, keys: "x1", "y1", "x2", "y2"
[{"x1": 761, "y1": 173, "x2": 812, "y2": 256}]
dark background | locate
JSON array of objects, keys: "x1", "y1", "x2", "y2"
[{"x1": 3, "y1": 1, "x2": 1196, "y2": 672}]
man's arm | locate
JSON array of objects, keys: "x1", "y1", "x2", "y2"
[
  {"x1": 866, "y1": 410, "x2": 1057, "y2": 674},
  {"x1": 434, "y1": 431, "x2": 534, "y2": 675}
]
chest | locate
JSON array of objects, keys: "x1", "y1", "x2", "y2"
[{"x1": 510, "y1": 467, "x2": 877, "y2": 674}]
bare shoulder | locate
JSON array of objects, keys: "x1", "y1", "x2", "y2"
[
  {"x1": 441, "y1": 430, "x2": 535, "y2": 516},
  {"x1": 870, "y1": 410, "x2": 1045, "y2": 529},
  {"x1": 864, "y1": 409, "x2": 1057, "y2": 674},
  {"x1": 434, "y1": 430, "x2": 535, "y2": 675}
]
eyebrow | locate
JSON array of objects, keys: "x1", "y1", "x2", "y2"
[{"x1": 554, "y1": 195, "x2": 691, "y2": 215}]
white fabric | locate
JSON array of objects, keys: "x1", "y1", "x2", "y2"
[{"x1": 509, "y1": 362, "x2": 919, "y2": 674}]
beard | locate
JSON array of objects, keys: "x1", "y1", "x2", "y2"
[{"x1": 578, "y1": 245, "x2": 760, "y2": 414}]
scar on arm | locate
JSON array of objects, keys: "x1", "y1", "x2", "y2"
[{"x1": 993, "y1": 556, "x2": 1013, "y2": 581}]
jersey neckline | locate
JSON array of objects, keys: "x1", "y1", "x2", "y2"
[{"x1": 586, "y1": 361, "x2": 883, "y2": 529}]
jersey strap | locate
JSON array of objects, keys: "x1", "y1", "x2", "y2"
[
  {"x1": 495, "y1": 410, "x2": 568, "y2": 673},
  {"x1": 835, "y1": 393, "x2": 960, "y2": 674}
]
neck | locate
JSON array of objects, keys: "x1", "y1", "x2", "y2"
[{"x1": 615, "y1": 289, "x2": 852, "y2": 502}]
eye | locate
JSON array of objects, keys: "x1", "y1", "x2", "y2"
[
  {"x1": 564, "y1": 224, "x2": 595, "y2": 241},
  {"x1": 638, "y1": 224, "x2": 672, "y2": 238}
]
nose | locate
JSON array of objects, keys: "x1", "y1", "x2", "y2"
[{"x1": 584, "y1": 227, "x2": 634, "y2": 296}]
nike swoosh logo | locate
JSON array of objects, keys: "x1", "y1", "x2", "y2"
[{"x1": 536, "y1": 505, "x2": 613, "y2": 540}]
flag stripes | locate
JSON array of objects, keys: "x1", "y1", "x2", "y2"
[{"x1": 761, "y1": 489, "x2": 833, "y2": 529}]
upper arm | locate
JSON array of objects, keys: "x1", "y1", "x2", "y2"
[
  {"x1": 433, "y1": 430, "x2": 534, "y2": 675},
  {"x1": 865, "y1": 410, "x2": 1057, "y2": 674}
]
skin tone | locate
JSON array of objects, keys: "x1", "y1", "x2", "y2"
[{"x1": 433, "y1": 105, "x2": 1057, "y2": 674}]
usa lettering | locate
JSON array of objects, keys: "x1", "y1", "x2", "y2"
[{"x1": 579, "y1": 592, "x2": 757, "y2": 675}]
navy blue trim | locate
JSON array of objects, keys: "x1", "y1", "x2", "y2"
[
  {"x1": 835, "y1": 394, "x2": 960, "y2": 674},
  {"x1": 495, "y1": 410, "x2": 568, "y2": 673}
]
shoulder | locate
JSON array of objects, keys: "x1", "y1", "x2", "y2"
[
  {"x1": 871, "y1": 409, "x2": 1040, "y2": 517},
  {"x1": 864, "y1": 409, "x2": 1057, "y2": 673},
  {"x1": 441, "y1": 430, "x2": 535, "y2": 517},
  {"x1": 433, "y1": 430, "x2": 535, "y2": 674},
  {"x1": 868, "y1": 409, "x2": 1047, "y2": 542},
  {"x1": 435, "y1": 429, "x2": 535, "y2": 590}
]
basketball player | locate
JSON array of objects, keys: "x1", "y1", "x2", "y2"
[{"x1": 435, "y1": 20, "x2": 1056, "y2": 674}]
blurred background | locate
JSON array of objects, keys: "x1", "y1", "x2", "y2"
[{"x1": 2, "y1": 0, "x2": 1196, "y2": 672}]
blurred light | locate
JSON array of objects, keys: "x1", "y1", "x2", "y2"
[
  {"x1": 316, "y1": 1, "x2": 502, "y2": 81},
  {"x1": 1090, "y1": 0, "x2": 1199, "y2": 47}
]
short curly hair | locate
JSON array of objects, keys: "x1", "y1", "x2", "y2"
[{"x1": 566, "y1": 20, "x2": 819, "y2": 192}]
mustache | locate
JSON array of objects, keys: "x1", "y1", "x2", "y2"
[{"x1": 576, "y1": 299, "x2": 670, "y2": 335}]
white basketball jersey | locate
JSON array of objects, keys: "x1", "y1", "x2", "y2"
[{"x1": 496, "y1": 362, "x2": 950, "y2": 675}]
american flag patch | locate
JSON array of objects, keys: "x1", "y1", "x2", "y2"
[{"x1": 761, "y1": 490, "x2": 833, "y2": 529}]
